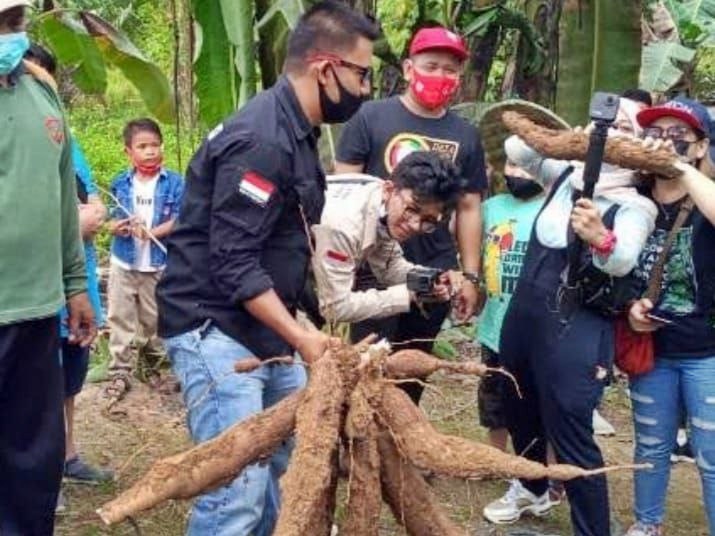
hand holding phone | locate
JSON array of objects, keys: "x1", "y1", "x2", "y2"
[{"x1": 645, "y1": 312, "x2": 673, "y2": 325}]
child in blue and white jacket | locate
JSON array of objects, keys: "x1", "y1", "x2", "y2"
[{"x1": 105, "y1": 118, "x2": 183, "y2": 400}]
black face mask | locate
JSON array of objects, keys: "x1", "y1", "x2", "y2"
[
  {"x1": 319, "y1": 66, "x2": 366, "y2": 124},
  {"x1": 673, "y1": 139, "x2": 692, "y2": 157},
  {"x1": 505, "y1": 175, "x2": 543, "y2": 200}
]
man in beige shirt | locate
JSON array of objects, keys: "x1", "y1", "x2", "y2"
[{"x1": 312, "y1": 151, "x2": 469, "y2": 325}]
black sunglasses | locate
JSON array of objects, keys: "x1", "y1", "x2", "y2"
[{"x1": 310, "y1": 53, "x2": 373, "y2": 85}]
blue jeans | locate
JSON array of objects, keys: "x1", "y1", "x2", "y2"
[
  {"x1": 165, "y1": 326, "x2": 307, "y2": 536},
  {"x1": 630, "y1": 356, "x2": 715, "y2": 531}
]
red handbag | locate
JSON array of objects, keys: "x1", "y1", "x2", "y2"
[
  {"x1": 614, "y1": 316, "x2": 654, "y2": 376},
  {"x1": 614, "y1": 198, "x2": 693, "y2": 377}
]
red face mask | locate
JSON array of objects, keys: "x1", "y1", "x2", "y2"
[
  {"x1": 134, "y1": 157, "x2": 163, "y2": 177},
  {"x1": 409, "y1": 70, "x2": 460, "y2": 110}
]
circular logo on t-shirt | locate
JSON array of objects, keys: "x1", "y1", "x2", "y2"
[
  {"x1": 383, "y1": 133, "x2": 431, "y2": 172},
  {"x1": 383, "y1": 132, "x2": 460, "y2": 173}
]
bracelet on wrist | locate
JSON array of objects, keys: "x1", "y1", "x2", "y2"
[{"x1": 591, "y1": 229, "x2": 617, "y2": 258}]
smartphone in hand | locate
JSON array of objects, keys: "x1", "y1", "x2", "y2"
[{"x1": 646, "y1": 312, "x2": 673, "y2": 325}]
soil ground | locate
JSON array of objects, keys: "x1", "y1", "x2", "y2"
[{"x1": 56, "y1": 359, "x2": 708, "y2": 536}]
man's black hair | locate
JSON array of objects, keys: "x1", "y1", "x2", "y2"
[
  {"x1": 123, "y1": 118, "x2": 163, "y2": 147},
  {"x1": 25, "y1": 43, "x2": 57, "y2": 76},
  {"x1": 389, "y1": 151, "x2": 466, "y2": 212},
  {"x1": 0, "y1": 6, "x2": 25, "y2": 33},
  {"x1": 622, "y1": 88, "x2": 653, "y2": 107},
  {"x1": 285, "y1": 0, "x2": 379, "y2": 73}
]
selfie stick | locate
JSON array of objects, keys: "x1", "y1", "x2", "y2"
[{"x1": 565, "y1": 92, "x2": 619, "y2": 289}]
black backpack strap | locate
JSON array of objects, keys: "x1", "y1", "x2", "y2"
[{"x1": 601, "y1": 203, "x2": 620, "y2": 230}]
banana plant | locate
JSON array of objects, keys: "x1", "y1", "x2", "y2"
[
  {"x1": 33, "y1": 2, "x2": 175, "y2": 123},
  {"x1": 639, "y1": 0, "x2": 712, "y2": 93},
  {"x1": 640, "y1": 40, "x2": 697, "y2": 92},
  {"x1": 555, "y1": 0, "x2": 642, "y2": 125},
  {"x1": 665, "y1": 0, "x2": 715, "y2": 45},
  {"x1": 191, "y1": 0, "x2": 312, "y2": 128},
  {"x1": 507, "y1": 0, "x2": 561, "y2": 107}
]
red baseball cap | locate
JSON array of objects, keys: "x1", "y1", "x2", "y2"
[
  {"x1": 636, "y1": 97, "x2": 710, "y2": 136},
  {"x1": 408, "y1": 27, "x2": 468, "y2": 61}
]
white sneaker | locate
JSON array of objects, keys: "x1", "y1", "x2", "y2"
[
  {"x1": 593, "y1": 409, "x2": 616, "y2": 436},
  {"x1": 483, "y1": 480, "x2": 553, "y2": 524},
  {"x1": 55, "y1": 489, "x2": 67, "y2": 514},
  {"x1": 625, "y1": 522, "x2": 663, "y2": 536}
]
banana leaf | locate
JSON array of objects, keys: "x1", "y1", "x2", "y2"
[
  {"x1": 255, "y1": 0, "x2": 309, "y2": 88},
  {"x1": 591, "y1": 0, "x2": 641, "y2": 94},
  {"x1": 80, "y1": 12, "x2": 175, "y2": 124},
  {"x1": 192, "y1": 0, "x2": 235, "y2": 127},
  {"x1": 256, "y1": 0, "x2": 307, "y2": 30},
  {"x1": 665, "y1": 0, "x2": 715, "y2": 44},
  {"x1": 555, "y1": 0, "x2": 596, "y2": 124},
  {"x1": 35, "y1": 12, "x2": 107, "y2": 94},
  {"x1": 219, "y1": 0, "x2": 257, "y2": 108},
  {"x1": 640, "y1": 40, "x2": 697, "y2": 91},
  {"x1": 556, "y1": 0, "x2": 641, "y2": 125}
]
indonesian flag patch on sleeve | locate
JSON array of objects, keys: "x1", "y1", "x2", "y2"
[
  {"x1": 239, "y1": 171, "x2": 275, "y2": 206},
  {"x1": 326, "y1": 249, "x2": 350, "y2": 264}
]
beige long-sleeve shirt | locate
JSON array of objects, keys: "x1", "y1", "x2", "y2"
[{"x1": 312, "y1": 174, "x2": 415, "y2": 323}]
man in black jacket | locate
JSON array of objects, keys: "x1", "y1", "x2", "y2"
[{"x1": 156, "y1": 3, "x2": 377, "y2": 535}]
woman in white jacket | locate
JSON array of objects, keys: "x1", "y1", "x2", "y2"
[{"x1": 483, "y1": 98, "x2": 656, "y2": 536}]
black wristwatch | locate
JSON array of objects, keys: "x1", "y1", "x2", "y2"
[{"x1": 463, "y1": 271, "x2": 481, "y2": 286}]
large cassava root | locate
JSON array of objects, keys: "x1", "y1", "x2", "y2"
[
  {"x1": 385, "y1": 349, "x2": 489, "y2": 378},
  {"x1": 376, "y1": 383, "x2": 650, "y2": 481},
  {"x1": 385, "y1": 349, "x2": 521, "y2": 397},
  {"x1": 502, "y1": 111, "x2": 682, "y2": 179},
  {"x1": 96, "y1": 391, "x2": 301, "y2": 525},
  {"x1": 99, "y1": 340, "x2": 648, "y2": 534},
  {"x1": 341, "y1": 421, "x2": 382, "y2": 536},
  {"x1": 273, "y1": 350, "x2": 345, "y2": 536},
  {"x1": 378, "y1": 433, "x2": 466, "y2": 536}
]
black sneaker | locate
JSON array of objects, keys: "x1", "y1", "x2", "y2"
[{"x1": 670, "y1": 441, "x2": 695, "y2": 464}]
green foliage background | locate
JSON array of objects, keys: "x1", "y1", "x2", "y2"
[
  {"x1": 63, "y1": 1, "x2": 189, "y2": 256},
  {"x1": 61, "y1": 0, "x2": 715, "y2": 256}
]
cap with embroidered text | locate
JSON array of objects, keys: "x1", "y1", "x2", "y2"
[{"x1": 637, "y1": 96, "x2": 711, "y2": 137}]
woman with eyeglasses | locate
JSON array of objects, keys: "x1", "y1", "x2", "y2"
[
  {"x1": 487, "y1": 97, "x2": 658, "y2": 536},
  {"x1": 624, "y1": 97, "x2": 715, "y2": 536}
]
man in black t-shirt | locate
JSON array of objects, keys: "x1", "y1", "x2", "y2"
[{"x1": 336, "y1": 27, "x2": 487, "y2": 402}]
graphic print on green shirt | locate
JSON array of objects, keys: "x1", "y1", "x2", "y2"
[
  {"x1": 635, "y1": 227, "x2": 696, "y2": 315},
  {"x1": 477, "y1": 194, "x2": 543, "y2": 352}
]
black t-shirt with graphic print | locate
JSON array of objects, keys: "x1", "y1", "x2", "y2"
[
  {"x1": 336, "y1": 96, "x2": 487, "y2": 266},
  {"x1": 634, "y1": 196, "x2": 715, "y2": 358}
]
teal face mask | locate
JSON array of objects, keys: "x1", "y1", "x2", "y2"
[{"x1": 0, "y1": 32, "x2": 30, "y2": 75}]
